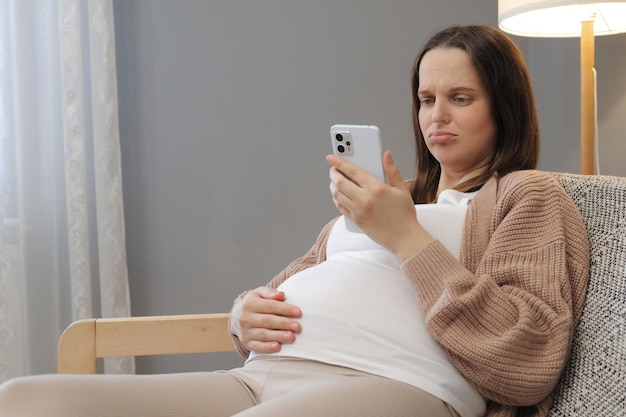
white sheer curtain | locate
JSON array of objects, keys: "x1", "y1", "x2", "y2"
[{"x1": 0, "y1": 0, "x2": 133, "y2": 381}]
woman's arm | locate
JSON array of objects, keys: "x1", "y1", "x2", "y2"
[{"x1": 403, "y1": 171, "x2": 590, "y2": 406}]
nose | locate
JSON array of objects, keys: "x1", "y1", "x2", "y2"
[{"x1": 431, "y1": 100, "x2": 450, "y2": 124}]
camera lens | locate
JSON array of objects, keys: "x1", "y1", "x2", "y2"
[
  {"x1": 337, "y1": 145, "x2": 345, "y2": 153},
  {"x1": 345, "y1": 141, "x2": 351, "y2": 146},
  {"x1": 335, "y1": 133, "x2": 343, "y2": 142}
]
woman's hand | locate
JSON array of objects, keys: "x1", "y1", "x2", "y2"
[
  {"x1": 229, "y1": 286, "x2": 302, "y2": 354},
  {"x1": 327, "y1": 150, "x2": 433, "y2": 261}
]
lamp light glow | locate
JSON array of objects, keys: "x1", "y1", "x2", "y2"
[
  {"x1": 499, "y1": 1, "x2": 626, "y2": 37},
  {"x1": 499, "y1": 0, "x2": 626, "y2": 175}
]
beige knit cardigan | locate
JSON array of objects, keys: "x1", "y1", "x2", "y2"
[{"x1": 231, "y1": 170, "x2": 590, "y2": 417}]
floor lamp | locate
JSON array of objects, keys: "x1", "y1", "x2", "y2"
[{"x1": 498, "y1": 0, "x2": 626, "y2": 175}]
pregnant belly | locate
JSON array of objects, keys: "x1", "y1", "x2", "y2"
[{"x1": 267, "y1": 249, "x2": 432, "y2": 359}]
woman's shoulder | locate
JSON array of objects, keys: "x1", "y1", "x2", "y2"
[
  {"x1": 498, "y1": 169, "x2": 558, "y2": 185},
  {"x1": 496, "y1": 169, "x2": 565, "y2": 196},
  {"x1": 478, "y1": 170, "x2": 577, "y2": 216}
]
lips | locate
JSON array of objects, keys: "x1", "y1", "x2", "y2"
[{"x1": 428, "y1": 131, "x2": 457, "y2": 144}]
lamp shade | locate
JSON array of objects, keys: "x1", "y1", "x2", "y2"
[{"x1": 499, "y1": 0, "x2": 626, "y2": 37}]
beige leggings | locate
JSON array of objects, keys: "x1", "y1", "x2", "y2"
[{"x1": 0, "y1": 357, "x2": 461, "y2": 417}]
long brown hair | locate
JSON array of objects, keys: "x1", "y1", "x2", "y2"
[{"x1": 410, "y1": 25, "x2": 539, "y2": 203}]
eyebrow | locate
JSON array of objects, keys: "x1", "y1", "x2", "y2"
[{"x1": 417, "y1": 86, "x2": 480, "y2": 96}]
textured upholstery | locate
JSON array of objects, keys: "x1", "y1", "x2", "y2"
[{"x1": 549, "y1": 173, "x2": 626, "y2": 417}]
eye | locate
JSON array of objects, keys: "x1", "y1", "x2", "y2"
[
  {"x1": 454, "y1": 96, "x2": 471, "y2": 104},
  {"x1": 419, "y1": 97, "x2": 434, "y2": 106}
]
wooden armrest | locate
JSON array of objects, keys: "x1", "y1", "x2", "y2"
[{"x1": 57, "y1": 313, "x2": 234, "y2": 374}]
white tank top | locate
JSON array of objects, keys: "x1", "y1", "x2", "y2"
[{"x1": 249, "y1": 189, "x2": 485, "y2": 417}]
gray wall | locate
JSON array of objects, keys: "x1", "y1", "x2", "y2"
[{"x1": 113, "y1": 0, "x2": 626, "y2": 374}]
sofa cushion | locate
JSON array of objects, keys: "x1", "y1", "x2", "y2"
[{"x1": 549, "y1": 173, "x2": 626, "y2": 416}]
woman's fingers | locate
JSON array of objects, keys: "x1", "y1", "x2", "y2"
[
  {"x1": 231, "y1": 287, "x2": 302, "y2": 353},
  {"x1": 381, "y1": 150, "x2": 405, "y2": 188},
  {"x1": 326, "y1": 154, "x2": 372, "y2": 187}
]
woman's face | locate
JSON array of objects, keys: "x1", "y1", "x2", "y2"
[{"x1": 417, "y1": 47, "x2": 496, "y2": 180}]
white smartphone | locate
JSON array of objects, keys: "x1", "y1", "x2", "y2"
[{"x1": 329, "y1": 124, "x2": 385, "y2": 232}]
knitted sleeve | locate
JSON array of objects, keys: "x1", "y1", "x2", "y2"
[{"x1": 401, "y1": 171, "x2": 590, "y2": 408}]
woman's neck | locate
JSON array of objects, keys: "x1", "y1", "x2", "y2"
[{"x1": 437, "y1": 166, "x2": 489, "y2": 195}]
